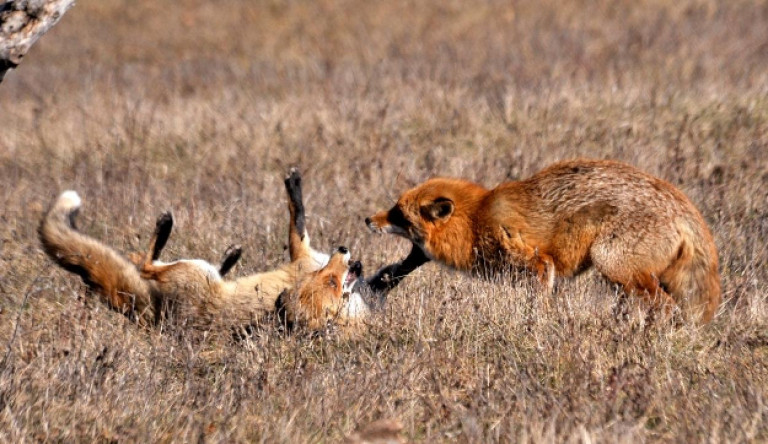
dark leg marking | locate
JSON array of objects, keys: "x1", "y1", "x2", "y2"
[
  {"x1": 365, "y1": 244, "x2": 430, "y2": 295},
  {"x1": 219, "y1": 244, "x2": 243, "y2": 277},
  {"x1": 284, "y1": 167, "x2": 306, "y2": 240},
  {"x1": 151, "y1": 211, "x2": 174, "y2": 261}
]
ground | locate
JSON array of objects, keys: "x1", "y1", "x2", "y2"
[{"x1": 0, "y1": 0, "x2": 767, "y2": 441}]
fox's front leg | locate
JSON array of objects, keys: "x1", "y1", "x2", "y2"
[
  {"x1": 218, "y1": 244, "x2": 242, "y2": 277},
  {"x1": 501, "y1": 226, "x2": 556, "y2": 295},
  {"x1": 284, "y1": 168, "x2": 329, "y2": 267},
  {"x1": 532, "y1": 247, "x2": 556, "y2": 295},
  {"x1": 365, "y1": 244, "x2": 430, "y2": 295},
  {"x1": 284, "y1": 168, "x2": 311, "y2": 261}
]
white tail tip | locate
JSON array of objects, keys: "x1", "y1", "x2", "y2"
[{"x1": 58, "y1": 190, "x2": 82, "y2": 210}]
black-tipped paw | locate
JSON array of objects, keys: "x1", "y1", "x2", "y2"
[
  {"x1": 155, "y1": 211, "x2": 174, "y2": 233},
  {"x1": 152, "y1": 211, "x2": 174, "y2": 261},
  {"x1": 284, "y1": 167, "x2": 302, "y2": 192},
  {"x1": 219, "y1": 244, "x2": 243, "y2": 277}
]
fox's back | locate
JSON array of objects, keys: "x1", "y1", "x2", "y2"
[{"x1": 500, "y1": 159, "x2": 708, "y2": 230}]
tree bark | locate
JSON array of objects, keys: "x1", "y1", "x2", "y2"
[{"x1": 0, "y1": 0, "x2": 74, "y2": 83}]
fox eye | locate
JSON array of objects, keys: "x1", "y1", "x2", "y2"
[{"x1": 328, "y1": 277, "x2": 338, "y2": 289}]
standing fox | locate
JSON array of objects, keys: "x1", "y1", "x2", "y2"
[
  {"x1": 366, "y1": 159, "x2": 721, "y2": 323},
  {"x1": 39, "y1": 170, "x2": 422, "y2": 331}
]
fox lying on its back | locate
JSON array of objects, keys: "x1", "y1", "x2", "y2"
[
  {"x1": 367, "y1": 159, "x2": 721, "y2": 323},
  {"x1": 39, "y1": 170, "x2": 425, "y2": 331}
]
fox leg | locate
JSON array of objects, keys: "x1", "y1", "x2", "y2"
[
  {"x1": 129, "y1": 211, "x2": 174, "y2": 268},
  {"x1": 219, "y1": 244, "x2": 242, "y2": 277},
  {"x1": 365, "y1": 244, "x2": 430, "y2": 295},
  {"x1": 591, "y1": 250, "x2": 677, "y2": 318},
  {"x1": 590, "y1": 222, "x2": 680, "y2": 318},
  {"x1": 514, "y1": 244, "x2": 557, "y2": 294},
  {"x1": 502, "y1": 228, "x2": 556, "y2": 294},
  {"x1": 146, "y1": 212, "x2": 173, "y2": 264},
  {"x1": 284, "y1": 168, "x2": 329, "y2": 267},
  {"x1": 137, "y1": 212, "x2": 179, "y2": 280},
  {"x1": 548, "y1": 202, "x2": 617, "y2": 279},
  {"x1": 621, "y1": 272, "x2": 677, "y2": 320},
  {"x1": 532, "y1": 250, "x2": 556, "y2": 295},
  {"x1": 284, "y1": 168, "x2": 311, "y2": 261}
]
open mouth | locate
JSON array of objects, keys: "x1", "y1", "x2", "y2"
[
  {"x1": 343, "y1": 260, "x2": 363, "y2": 293},
  {"x1": 346, "y1": 260, "x2": 362, "y2": 284}
]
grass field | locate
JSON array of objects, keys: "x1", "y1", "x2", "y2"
[{"x1": 1, "y1": 0, "x2": 768, "y2": 441}]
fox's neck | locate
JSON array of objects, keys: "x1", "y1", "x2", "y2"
[{"x1": 426, "y1": 189, "x2": 488, "y2": 271}]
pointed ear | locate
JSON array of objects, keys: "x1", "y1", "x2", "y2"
[{"x1": 421, "y1": 198, "x2": 454, "y2": 222}]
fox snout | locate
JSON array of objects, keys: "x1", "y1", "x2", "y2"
[
  {"x1": 330, "y1": 247, "x2": 352, "y2": 265},
  {"x1": 364, "y1": 216, "x2": 380, "y2": 232},
  {"x1": 365, "y1": 211, "x2": 401, "y2": 234}
]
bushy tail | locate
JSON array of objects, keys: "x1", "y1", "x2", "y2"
[
  {"x1": 662, "y1": 219, "x2": 722, "y2": 323},
  {"x1": 39, "y1": 191, "x2": 154, "y2": 321}
]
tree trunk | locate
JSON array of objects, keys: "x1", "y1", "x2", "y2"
[{"x1": 0, "y1": 0, "x2": 75, "y2": 83}]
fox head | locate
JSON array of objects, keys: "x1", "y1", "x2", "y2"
[
  {"x1": 366, "y1": 178, "x2": 488, "y2": 269},
  {"x1": 290, "y1": 246, "x2": 364, "y2": 329}
]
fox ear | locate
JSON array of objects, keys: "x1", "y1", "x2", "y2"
[{"x1": 422, "y1": 198, "x2": 454, "y2": 221}]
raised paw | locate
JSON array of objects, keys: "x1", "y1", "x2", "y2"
[
  {"x1": 152, "y1": 211, "x2": 174, "y2": 261},
  {"x1": 284, "y1": 167, "x2": 307, "y2": 241},
  {"x1": 219, "y1": 244, "x2": 243, "y2": 277},
  {"x1": 284, "y1": 167, "x2": 302, "y2": 194}
]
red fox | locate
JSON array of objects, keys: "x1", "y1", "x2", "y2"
[
  {"x1": 39, "y1": 170, "x2": 422, "y2": 331},
  {"x1": 366, "y1": 159, "x2": 721, "y2": 323}
]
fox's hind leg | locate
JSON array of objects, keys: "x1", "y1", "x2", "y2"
[
  {"x1": 590, "y1": 226, "x2": 679, "y2": 319},
  {"x1": 137, "y1": 212, "x2": 180, "y2": 279},
  {"x1": 135, "y1": 211, "x2": 241, "y2": 277},
  {"x1": 128, "y1": 211, "x2": 173, "y2": 267},
  {"x1": 627, "y1": 272, "x2": 676, "y2": 316},
  {"x1": 148, "y1": 212, "x2": 173, "y2": 263}
]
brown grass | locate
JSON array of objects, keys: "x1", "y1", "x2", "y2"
[{"x1": 1, "y1": 0, "x2": 768, "y2": 441}]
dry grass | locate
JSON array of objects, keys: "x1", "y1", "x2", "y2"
[{"x1": 1, "y1": 0, "x2": 768, "y2": 441}]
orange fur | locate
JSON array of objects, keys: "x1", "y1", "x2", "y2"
[{"x1": 367, "y1": 159, "x2": 721, "y2": 323}]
